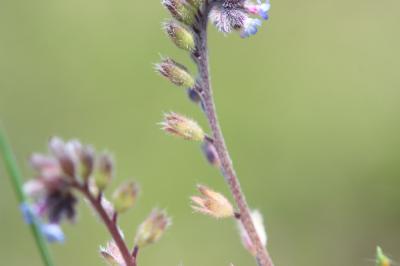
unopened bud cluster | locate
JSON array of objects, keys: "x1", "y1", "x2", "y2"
[{"x1": 24, "y1": 137, "x2": 172, "y2": 262}]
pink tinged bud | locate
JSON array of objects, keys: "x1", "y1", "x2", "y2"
[
  {"x1": 164, "y1": 20, "x2": 195, "y2": 52},
  {"x1": 23, "y1": 180, "x2": 45, "y2": 198},
  {"x1": 100, "y1": 241, "x2": 125, "y2": 266},
  {"x1": 155, "y1": 58, "x2": 195, "y2": 88},
  {"x1": 48, "y1": 137, "x2": 77, "y2": 178},
  {"x1": 95, "y1": 153, "x2": 114, "y2": 190},
  {"x1": 78, "y1": 145, "x2": 95, "y2": 180},
  {"x1": 30, "y1": 154, "x2": 60, "y2": 175},
  {"x1": 134, "y1": 209, "x2": 172, "y2": 248},
  {"x1": 112, "y1": 181, "x2": 140, "y2": 213},
  {"x1": 160, "y1": 112, "x2": 205, "y2": 141},
  {"x1": 191, "y1": 185, "x2": 234, "y2": 219},
  {"x1": 201, "y1": 141, "x2": 220, "y2": 167},
  {"x1": 101, "y1": 197, "x2": 115, "y2": 220},
  {"x1": 237, "y1": 210, "x2": 267, "y2": 256}
]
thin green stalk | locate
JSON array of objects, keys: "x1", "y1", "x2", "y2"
[{"x1": 0, "y1": 127, "x2": 54, "y2": 266}]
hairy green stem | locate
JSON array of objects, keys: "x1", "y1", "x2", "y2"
[{"x1": 0, "y1": 127, "x2": 55, "y2": 266}]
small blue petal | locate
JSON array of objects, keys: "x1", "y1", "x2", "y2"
[
  {"x1": 20, "y1": 203, "x2": 35, "y2": 224},
  {"x1": 259, "y1": 11, "x2": 269, "y2": 20},
  {"x1": 41, "y1": 224, "x2": 65, "y2": 243}
]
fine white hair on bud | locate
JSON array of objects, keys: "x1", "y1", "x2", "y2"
[
  {"x1": 160, "y1": 112, "x2": 205, "y2": 141},
  {"x1": 162, "y1": 0, "x2": 195, "y2": 25},
  {"x1": 112, "y1": 181, "x2": 140, "y2": 213},
  {"x1": 209, "y1": 7, "x2": 247, "y2": 33},
  {"x1": 163, "y1": 20, "x2": 195, "y2": 52},
  {"x1": 237, "y1": 209, "x2": 267, "y2": 256},
  {"x1": 191, "y1": 184, "x2": 234, "y2": 218},
  {"x1": 155, "y1": 58, "x2": 195, "y2": 88},
  {"x1": 100, "y1": 241, "x2": 125, "y2": 266},
  {"x1": 134, "y1": 209, "x2": 172, "y2": 248}
]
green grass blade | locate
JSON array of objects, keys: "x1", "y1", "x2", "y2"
[{"x1": 0, "y1": 127, "x2": 55, "y2": 266}]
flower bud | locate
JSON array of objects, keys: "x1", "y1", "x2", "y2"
[
  {"x1": 100, "y1": 241, "x2": 125, "y2": 266},
  {"x1": 191, "y1": 185, "x2": 234, "y2": 218},
  {"x1": 376, "y1": 246, "x2": 391, "y2": 266},
  {"x1": 134, "y1": 209, "x2": 171, "y2": 248},
  {"x1": 156, "y1": 58, "x2": 195, "y2": 88},
  {"x1": 78, "y1": 145, "x2": 95, "y2": 181},
  {"x1": 160, "y1": 112, "x2": 205, "y2": 141},
  {"x1": 162, "y1": 0, "x2": 195, "y2": 25},
  {"x1": 164, "y1": 20, "x2": 195, "y2": 52},
  {"x1": 201, "y1": 141, "x2": 220, "y2": 167},
  {"x1": 95, "y1": 153, "x2": 114, "y2": 190},
  {"x1": 237, "y1": 209, "x2": 267, "y2": 256},
  {"x1": 187, "y1": 88, "x2": 201, "y2": 104},
  {"x1": 49, "y1": 137, "x2": 77, "y2": 178},
  {"x1": 112, "y1": 181, "x2": 139, "y2": 213}
]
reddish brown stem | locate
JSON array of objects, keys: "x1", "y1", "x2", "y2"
[
  {"x1": 192, "y1": 3, "x2": 274, "y2": 266},
  {"x1": 76, "y1": 185, "x2": 135, "y2": 266}
]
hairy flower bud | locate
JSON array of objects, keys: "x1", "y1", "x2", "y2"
[
  {"x1": 112, "y1": 181, "x2": 139, "y2": 213},
  {"x1": 237, "y1": 209, "x2": 267, "y2": 256},
  {"x1": 162, "y1": 0, "x2": 195, "y2": 25},
  {"x1": 201, "y1": 141, "x2": 220, "y2": 167},
  {"x1": 160, "y1": 112, "x2": 205, "y2": 141},
  {"x1": 134, "y1": 209, "x2": 171, "y2": 248},
  {"x1": 49, "y1": 137, "x2": 77, "y2": 178},
  {"x1": 376, "y1": 246, "x2": 391, "y2": 266},
  {"x1": 191, "y1": 185, "x2": 234, "y2": 218},
  {"x1": 187, "y1": 88, "x2": 201, "y2": 104},
  {"x1": 78, "y1": 145, "x2": 95, "y2": 181},
  {"x1": 164, "y1": 20, "x2": 195, "y2": 52},
  {"x1": 156, "y1": 58, "x2": 195, "y2": 88},
  {"x1": 95, "y1": 153, "x2": 114, "y2": 190},
  {"x1": 100, "y1": 241, "x2": 125, "y2": 266}
]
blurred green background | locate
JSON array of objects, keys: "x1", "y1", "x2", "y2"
[{"x1": 1, "y1": 0, "x2": 399, "y2": 265}]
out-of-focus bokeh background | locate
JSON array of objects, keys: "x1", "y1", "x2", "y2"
[{"x1": 1, "y1": 0, "x2": 399, "y2": 265}]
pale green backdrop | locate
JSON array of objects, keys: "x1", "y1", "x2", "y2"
[{"x1": 0, "y1": 0, "x2": 399, "y2": 265}]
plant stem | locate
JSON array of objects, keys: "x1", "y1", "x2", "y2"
[
  {"x1": 77, "y1": 186, "x2": 135, "y2": 266},
  {"x1": 192, "y1": 3, "x2": 274, "y2": 266},
  {"x1": 0, "y1": 127, "x2": 55, "y2": 266}
]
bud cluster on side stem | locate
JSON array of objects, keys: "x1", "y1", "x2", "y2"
[{"x1": 23, "y1": 137, "x2": 171, "y2": 266}]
